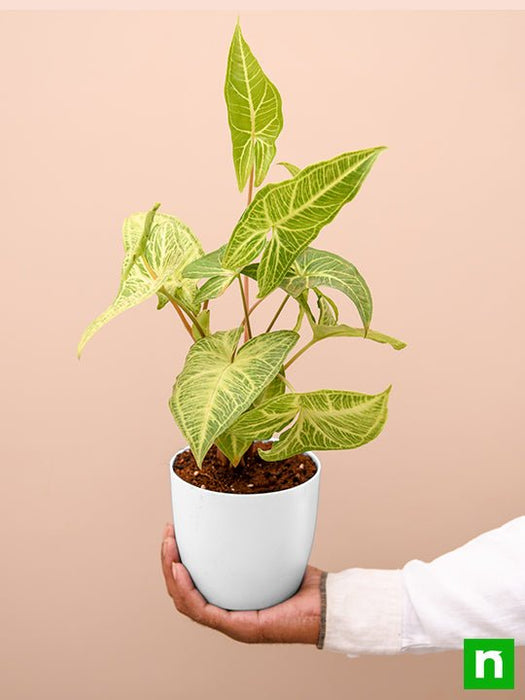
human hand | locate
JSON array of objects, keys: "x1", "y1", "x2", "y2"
[{"x1": 161, "y1": 523, "x2": 324, "y2": 644}]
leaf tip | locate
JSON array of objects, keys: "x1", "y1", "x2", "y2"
[
  {"x1": 76, "y1": 337, "x2": 86, "y2": 359},
  {"x1": 257, "y1": 446, "x2": 273, "y2": 462}
]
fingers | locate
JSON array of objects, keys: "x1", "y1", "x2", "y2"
[
  {"x1": 160, "y1": 523, "x2": 312, "y2": 644},
  {"x1": 169, "y1": 561, "x2": 243, "y2": 635},
  {"x1": 160, "y1": 524, "x2": 217, "y2": 623},
  {"x1": 159, "y1": 532, "x2": 262, "y2": 642},
  {"x1": 172, "y1": 565, "x2": 266, "y2": 643},
  {"x1": 171, "y1": 563, "x2": 214, "y2": 619}
]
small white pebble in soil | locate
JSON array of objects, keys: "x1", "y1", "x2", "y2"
[
  {"x1": 231, "y1": 486, "x2": 235, "y2": 491},
  {"x1": 248, "y1": 483, "x2": 254, "y2": 488},
  {"x1": 193, "y1": 470, "x2": 199, "y2": 476},
  {"x1": 200, "y1": 485, "x2": 206, "y2": 489},
  {"x1": 298, "y1": 463, "x2": 304, "y2": 470}
]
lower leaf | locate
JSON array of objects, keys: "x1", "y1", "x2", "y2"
[{"x1": 228, "y1": 387, "x2": 392, "y2": 462}]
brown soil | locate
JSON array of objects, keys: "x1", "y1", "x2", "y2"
[{"x1": 172, "y1": 442, "x2": 317, "y2": 494}]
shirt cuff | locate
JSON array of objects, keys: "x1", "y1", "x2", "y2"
[{"x1": 319, "y1": 568, "x2": 403, "y2": 656}]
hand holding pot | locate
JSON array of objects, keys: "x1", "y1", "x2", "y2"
[{"x1": 161, "y1": 523, "x2": 324, "y2": 645}]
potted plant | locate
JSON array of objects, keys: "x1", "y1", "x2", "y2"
[{"x1": 78, "y1": 21, "x2": 406, "y2": 611}]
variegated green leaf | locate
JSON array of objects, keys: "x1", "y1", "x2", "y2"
[
  {"x1": 312, "y1": 322, "x2": 406, "y2": 350},
  {"x1": 183, "y1": 247, "x2": 238, "y2": 303},
  {"x1": 244, "y1": 245, "x2": 372, "y2": 329},
  {"x1": 78, "y1": 211, "x2": 203, "y2": 357},
  {"x1": 286, "y1": 248, "x2": 372, "y2": 330},
  {"x1": 229, "y1": 387, "x2": 391, "y2": 461},
  {"x1": 222, "y1": 148, "x2": 385, "y2": 298},
  {"x1": 121, "y1": 210, "x2": 204, "y2": 314},
  {"x1": 169, "y1": 329, "x2": 299, "y2": 466},
  {"x1": 225, "y1": 21, "x2": 283, "y2": 191},
  {"x1": 278, "y1": 161, "x2": 300, "y2": 177}
]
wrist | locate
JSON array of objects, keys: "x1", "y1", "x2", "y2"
[{"x1": 316, "y1": 570, "x2": 328, "y2": 648}]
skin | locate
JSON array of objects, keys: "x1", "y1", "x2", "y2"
[{"x1": 161, "y1": 523, "x2": 324, "y2": 644}]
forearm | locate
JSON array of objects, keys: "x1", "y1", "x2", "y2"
[{"x1": 319, "y1": 516, "x2": 525, "y2": 657}]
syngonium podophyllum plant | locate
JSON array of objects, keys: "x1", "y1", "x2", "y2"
[{"x1": 77, "y1": 21, "x2": 406, "y2": 468}]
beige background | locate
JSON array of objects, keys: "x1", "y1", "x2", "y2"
[{"x1": 2, "y1": 10, "x2": 524, "y2": 700}]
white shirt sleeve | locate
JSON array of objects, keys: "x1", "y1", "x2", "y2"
[{"x1": 320, "y1": 516, "x2": 525, "y2": 656}]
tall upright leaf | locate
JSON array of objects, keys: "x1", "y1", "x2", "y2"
[
  {"x1": 222, "y1": 148, "x2": 385, "y2": 297},
  {"x1": 169, "y1": 328, "x2": 298, "y2": 466},
  {"x1": 228, "y1": 387, "x2": 391, "y2": 461},
  {"x1": 225, "y1": 22, "x2": 283, "y2": 191},
  {"x1": 77, "y1": 211, "x2": 203, "y2": 357}
]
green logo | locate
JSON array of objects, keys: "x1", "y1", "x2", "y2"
[{"x1": 464, "y1": 639, "x2": 515, "y2": 689}]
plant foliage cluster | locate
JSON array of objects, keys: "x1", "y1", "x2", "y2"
[{"x1": 78, "y1": 22, "x2": 406, "y2": 467}]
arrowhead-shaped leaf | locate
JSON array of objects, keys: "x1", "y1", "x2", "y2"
[
  {"x1": 225, "y1": 22, "x2": 283, "y2": 191},
  {"x1": 243, "y1": 247, "x2": 373, "y2": 330},
  {"x1": 222, "y1": 147, "x2": 385, "y2": 297},
  {"x1": 169, "y1": 329, "x2": 299, "y2": 466},
  {"x1": 229, "y1": 387, "x2": 391, "y2": 461},
  {"x1": 78, "y1": 211, "x2": 203, "y2": 357},
  {"x1": 287, "y1": 248, "x2": 372, "y2": 329}
]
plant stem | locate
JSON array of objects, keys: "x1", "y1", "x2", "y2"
[
  {"x1": 238, "y1": 276, "x2": 252, "y2": 339},
  {"x1": 215, "y1": 446, "x2": 230, "y2": 468},
  {"x1": 301, "y1": 296, "x2": 317, "y2": 327},
  {"x1": 184, "y1": 307, "x2": 206, "y2": 339},
  {"x1": 248, "y1": 297, "x2": 265, "y2": 316},
  {"x1": 239, "y1": 297, "x2": 265, "y2": 330},
  {"x1": 247, "y1": 164, "x2": 255, "y2": 206},
  {"x1": 265, "y1": 294, "x2": 290, "y2": 333},
  {"x1": 283, "y1": 338, "x2": 318, "y2": 370},
  {"x1": 293, "y1": 306, "x2": 305, "y2": 333},
  {"x1": 242, "y1": 167, "x2": 255, "y2": 341},
  {"x1": 141, "y1": 255, "x2": 200, "y2": 339},
  {"x1": 277, "y1": 372, "x2": 295, "y2": 392}
]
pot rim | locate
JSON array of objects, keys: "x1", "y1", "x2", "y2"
[{"x1": 170, "y1": 445, "x2": 321, "y2": 498}]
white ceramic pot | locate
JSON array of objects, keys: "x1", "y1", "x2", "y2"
[{"x1": 169, "y1": 447, "x2": 321, "y2": 611}]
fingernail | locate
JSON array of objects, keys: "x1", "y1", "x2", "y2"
[{"x1": 172, "y1": 562, "x2": 178, "y2": 580}]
